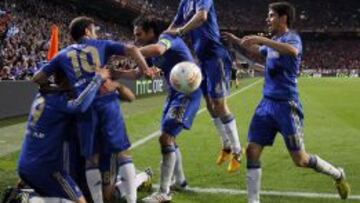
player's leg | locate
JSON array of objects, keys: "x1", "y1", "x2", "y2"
[
  {"x1": 205, "y1": 55, "x2": 242, "y2": 172},
  {"x1": 115, "y1": 152, "x2": 136, "y2": 203},
  {"x1": 235, "y1": 70, "x2": 240, "y2": 88},
  {"x1": 200, "y1": 67, "x2": 232, "y2": 164},
  {"x1": 77, "y1": 108, "x2": 104, "y2": 203},
  {"x1": 99, "y1": 153, "x2": 117, "y2": 202},
  {"x1": 171, "y1": 89, "x2": 201, "y2": 190},
  {"x1": 143, "y1": 91, "x2": 200, "y2": 202},
  {"x1": 160, "y1": 133, "x2": 177, "y2": 195},
  {"x1": 171, "y1": 143, "x2": 188, "y2": 191},
  {"x1": 246, "y1": 143, "x2": 264, "y2": 203},
  {"x1": 279, "y1": 100, "x2": 351, "y2": 199},
  {"x1": 246, "y1": 99, "x2": 278, "y2": 203},
  {"x1": 206, "y1": 95, "x2": 232, "y2": 164},
  {"x1": 115, "y1": 168, "x2": 153, "y2": 196},
  {"x1": 18, "y1": 169, "x2": 86, "y2": 203},
  {"x1": 99, "y1": 99, "x2": 137, "y2": 203},
  {"x1": 142, "y1": 133, "x2": 175, "y2": 203},
  {"x1": 99, "y1": 153, "x2": 152, "y2": 202},
  {"x1": 85, "y1": 154, "x2": 103, "y2": 203},
  {"x1": 84, "y1": 135, "x2": 103, "y2": 203},
  {"x1": 29, "y1": 196, "x2": 86, "y2": 203},
  {"x1": 65, "y1": 127, "x2": 93, "y2": 203}
]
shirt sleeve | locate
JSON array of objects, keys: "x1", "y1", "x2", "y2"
[
  {"x1": 259, "y1": 45, "x2": 268, "y2": 57},
  {"x1": 196, "y1": 0, "x2": 212, "y2": 12},
  {"x1": 105, "y1": 40, "x2": 126, "y2": 56},
  {"x1": 66, "y1": 75, "x2": 103, "y2": 113},
  {"x1": 158, "y1": 34, "x2": 173, "y2": 51},
  {"x1": 284, "y1": 33, "x2": 302, "y2": 55}
]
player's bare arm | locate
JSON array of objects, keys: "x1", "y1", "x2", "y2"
[
  {"x1": 117, "y1": 83, "x2": 136, "y2": 102},
  {"x1": 165, "y1": 10, "x2": 208, "y2": 36},
  {"x1": 222, "y1": 32, "x2": 262, "y2": 57},
  {"x1": 111, "y1": 68, "x2": 144, "y2": 80},
  {"x1": 124, "y1": 44, "x2": 155, "y2": 78},
  {"x1": 139, "y1": 44, "x2": 167, "y2": 58},
  {"x1": 32, "y1": 71, "x2": 49, "y2": 86}
]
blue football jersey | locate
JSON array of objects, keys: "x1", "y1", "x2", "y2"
[
  {"x1": 260, "y1": 31, "x2": 302, "y2": 101},
  {"x1": 173, "y1": 0, "x2": 226, "y2": 60},
  {"x1": 18, "y1": 75, "x2": 103, "y2": 170},
  {"x1": 151, "y1": 33, "x2": 194, "y2": 87},
  {"x1": 41, "y1": 38, "x2": 125, "y2": 97}
]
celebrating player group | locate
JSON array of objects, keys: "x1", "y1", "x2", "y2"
[{"x1": 4, "y1": 1, "x2": 350, "y2": 203}]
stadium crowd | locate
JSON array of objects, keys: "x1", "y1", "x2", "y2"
[
  {"x1": 127, "y1": 0, "x2": 360, "y2": 31},
  {"x1": 0, "y1": 0, "x2": 359, "y2": 80},
  {"x1": 0, "y1": 0, "x2": 134, "y2": 80},
  {"x1": 302, "y1": 39, "x2": 360, "y2": 72}
]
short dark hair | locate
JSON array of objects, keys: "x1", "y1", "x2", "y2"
[
  {"x1": 133, "y1": 16, "x2": 166, "y2": 37},
  {"x1": 269, "y1": 2, "x2": 296, "y2": 28},
  {"x1": 69, "y1": 16, "x2": 95, "y2": 42}
]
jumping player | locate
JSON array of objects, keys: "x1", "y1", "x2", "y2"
[{"x1": 165, "y1": 0, "x2": 242, "y2": 172}]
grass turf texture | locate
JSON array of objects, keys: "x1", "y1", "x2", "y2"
[{"x1": 1, "y1": 77, "x2": 359, "y2": 202}]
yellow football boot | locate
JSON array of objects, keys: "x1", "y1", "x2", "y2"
[{"x1": 216, "y1": 149, "x2": 232, "y2": 165}]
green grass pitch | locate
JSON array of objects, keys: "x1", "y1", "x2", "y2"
[{"x1": 1, "y1": 77, "x2": 359, "y2": 202}]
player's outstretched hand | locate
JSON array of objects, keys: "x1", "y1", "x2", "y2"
[
  {"x1": 221, "y1": 32, "x2": 239, "y2": 44},
  {"x1": 144, "y1": 67, "x2": 162, "y2": 79},
  {"x1": 241, "y1": 35, "x2": 267, "y2": 47}
]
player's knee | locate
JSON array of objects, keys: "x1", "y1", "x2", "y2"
[
  {"x1": 246, "y1": 144, "x2": 262, "y2": 160},
  {"x1": 76, "y1": 196, "x2": 87, "y2": 203},
  {"x1": 159, "y1": 133, "x2": 174, "y2": 146},
  {"x1": 117, "y1": 151, "x2": 131, "y2": 160},
  {"x1": 213, "y1": 99, "x2": 230, "y2": 116},
  {"x1": 206, "y1": 102, "x2": 215, "y2": 115},
  {"x1": 86, "y1": 154, "x2": 99, "y2": 168}
]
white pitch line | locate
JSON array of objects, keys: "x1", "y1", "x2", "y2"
[
  {"x1": 130, "y1": 79, "x2": 262, "y2": 150},
  {"x1": 153, "y1": 185, "x2": 360, "y2": 200}
]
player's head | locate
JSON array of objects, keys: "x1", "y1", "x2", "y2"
[
  {"x1": 133, "y1": 16, "x2": 166, "y2": 46},
  {"x1": 69, "y1": 16, "x2": 97, "y2": 42},
  {"x1": 267, "y1": 2, "x2": 295, "y2": 34}
]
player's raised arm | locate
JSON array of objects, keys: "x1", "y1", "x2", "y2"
[
  {"x1": 167, "y1": 11, "x2": 207, "y2": 36},
  {"x1": 167, "y1": 0, "x2": 186, "y2": 30},
  {"x1": 166, "y1": 0, "x2": 210, "y2": 36}
]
